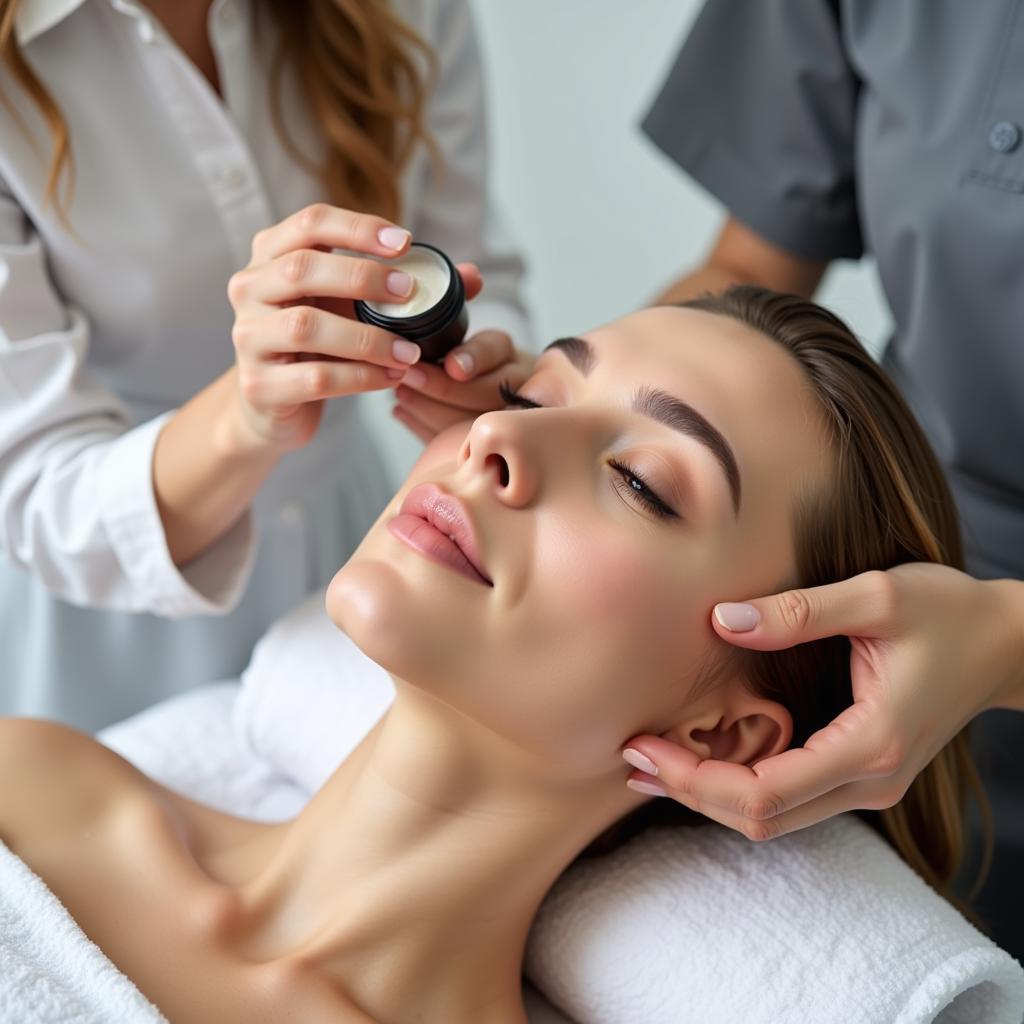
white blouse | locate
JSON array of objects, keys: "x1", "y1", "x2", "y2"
[{"x1": 0, "y1": 0, "x2": 532, "y2": 728}]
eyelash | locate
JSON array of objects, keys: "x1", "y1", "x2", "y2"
[{"x1": 497, "y1": 381, "x2": 679, "y2": 520}]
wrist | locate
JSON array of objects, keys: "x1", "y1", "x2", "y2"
[
  {"x1": 984, "y1": 578, "x2": 1024, "y2": 712},
  {"x1": 213, "y1": 377, "x2": 284, "y2": 466}
]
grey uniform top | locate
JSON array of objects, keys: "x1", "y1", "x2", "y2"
[{"x1": 643, "y1": 0, "x2": 1024, "y2": 582}]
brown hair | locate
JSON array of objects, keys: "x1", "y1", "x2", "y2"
[
  {"x1": 593, "y1": 285, "x2": 991, "y2": 921},
  {"x1": 0, "y1": 0, "x2": 436, "y2": 223}
]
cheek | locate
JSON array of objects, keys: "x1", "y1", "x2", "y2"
[
  {"x1": 410, "y1": 420, "x2": 471, "y2": 475},
  {"x1": 485, "y1": 521, "x2": 713, "y2": 762}
]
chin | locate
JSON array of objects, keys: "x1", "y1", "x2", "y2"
[{"x1": 325, "y1": 552, "x2": 461, "y2": 686}]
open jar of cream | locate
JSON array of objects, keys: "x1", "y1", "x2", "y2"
[{"x1": 354, "y1": 242, "x2": 468, "y2": 363}]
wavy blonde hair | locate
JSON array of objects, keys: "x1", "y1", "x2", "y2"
[{"x1": 0, "y1": 0, "x2": 437, "y2": 223}]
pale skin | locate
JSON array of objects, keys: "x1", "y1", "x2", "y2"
[
  {"x1": 140, "y1": 0, "x2": 533, "y2": 567},
  {"x1": 620, "y1": 215, "x2": 1024, "y2": 839},
  {"x1": 0, "y1": 306, "x2": 849, "y2": 1022}
]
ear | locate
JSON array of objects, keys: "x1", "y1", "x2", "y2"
[{"x1": 662, "y1": 684, "x2": 792, "y2": 766}]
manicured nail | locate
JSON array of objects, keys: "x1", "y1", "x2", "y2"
[
  {"x1": 452, "y1": 351, "x2": 474, "y2": 374},
  {"x1": 626, "y1": 779, "x2": 667, "y2": 798},
  {"x1": 622, "y1": 748, "x2": 658, "y2": 775},
  {"x1": 387, "y1": 270, "x2": 414, "y2": 297},
  {"x1": 386, "y1": 368, "x2": 406, "y2": 380},
  {"x1": 392, "y1": 339, "x2": 420, "y2": 364},
  {"x1": 403, "y1": 366, "x2": 427, "y2": 389},
  {"x1": 378, "y1": 226, "x2": 411, "y2": 251},
  {"x1": 714, "y1": 602, "x2": 760, "y2": 632}
]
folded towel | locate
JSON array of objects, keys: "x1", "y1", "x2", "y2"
[
  {"x1": 0, "y1": 840, "x2": 165, "y2": 1023},
  {"x1": 229, "y1": 589, "x2": 1024, "y2": 1023}
]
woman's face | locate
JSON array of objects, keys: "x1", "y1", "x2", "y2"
[{"x1": 327, "y1": 306, "x2": 831, "y2": 769}]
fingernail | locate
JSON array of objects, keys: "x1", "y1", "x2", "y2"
[
  {"x1": 714, "y1": 602, "x2": 760, "y2": 632},
  {"x1": 386, "y1": 368, "x2": 406, "y2": 380},
  {"x1": 387, "y1": 271, "x2": 414, "y2": 298},
  {"x1": 392, "y1": 339, "x2": 420, "y2": 365},
  {"x1": 622, "y1": 748, "x2": 658, "y2": 776},
  {"x1": 626, "y1": 779, "x2": 667, "y2": 798},
  {"x1": 452, "y1": 351, "x2": 474, "y2": 374},
  {"x1": 403, "y1": 366, "x2": 427, "y2": 389},
  {"x1": 378, "y1": 226, "x2": 411, "y2": 251}
]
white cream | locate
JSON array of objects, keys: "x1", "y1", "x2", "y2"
[{"x1": 366, "y1": 247, "x2": 451, "y2": 318}]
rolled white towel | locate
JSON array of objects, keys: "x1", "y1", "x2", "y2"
[
  {"x1": 231, "y1": 588, "x2": 1024, "y2": 1023},
  {"x1": 524, "y1": 817, "x2": 1024, "y2": 1024}
]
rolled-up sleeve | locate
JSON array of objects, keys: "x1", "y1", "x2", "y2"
[
  {"x1": 0, "y1": 182, "x2": 254, "y2": 617},
  {"x1": 407, "y1": 0, "x2": 536, "y2": 351},
  {"x1": 642, "y1": 0, "x2": 864, "y2": 263}
]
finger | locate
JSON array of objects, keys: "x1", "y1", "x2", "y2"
[
  {"x1": 241, "y1": 359, "x2": 402, "y2": 407},
  {"x1": 710, "y1": 569, "x2": 901, "y2": 652},
  {"x1": 624, "y1": 703, "x2": 885, "y2": 821},
  {"x1": 236, "y1": 306, "x2": 420, "y2": 370},
  {"x1": 648, "y1": 772, "x2": 897, "y2": 841},
  {"x1": 455, "y1": 262, "x2": 483, "y2": 302},
  {"x1": 394, "y1": 385, "x2": 476, "y2": 435},
  {"x1": 253, "y1": 250, "x2": 423, "y2": 308},
  {"x1": 250, "y1": 203, "x2": 411, "y2": 264},
  {"x1": 400, "y1": 361, "x2": 522, "y2": 412},
  {"x1": 443, "y1": 331, "x2": 515, "y2": 381},
  {"x1": 391, "y1": 402, "x2": 435, "y2": 444}
]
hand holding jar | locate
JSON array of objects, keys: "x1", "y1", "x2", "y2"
[{"x1": 226, "y1": 203, "x2": 485, "y2": 452}]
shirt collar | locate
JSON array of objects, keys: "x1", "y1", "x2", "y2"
[{"x1": 15, "y1": 0, "x2": 91, "y2": 45}]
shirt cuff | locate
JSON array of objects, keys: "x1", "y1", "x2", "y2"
[{"x1": 98, "y1": 412, "x2": 256, "y2": 618}]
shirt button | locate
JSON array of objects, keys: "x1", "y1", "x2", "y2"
[
  {"x1": 988, "y1": 121, "x2": 1021, "y2": 154},
  {"x1": 218, "y1": 166, "x2": 248, "y2": 188},
  {"x1": 279, "y1": 502, "x2": 304, "y2": 529}
]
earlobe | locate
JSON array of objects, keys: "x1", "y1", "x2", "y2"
[{"x1": 664, "y1": 694, "x2": 792, "y2": 766}]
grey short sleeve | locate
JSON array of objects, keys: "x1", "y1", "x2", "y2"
[{"x1": 642, "y1": 0, "x2": 863, "y2": 262}]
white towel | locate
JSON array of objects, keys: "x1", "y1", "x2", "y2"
[
  {"x1": 227, "y1": 589, "x2": 1024, "y2": 1023},
  {"x1": 524, "y1": 818, "x2": 1024, "y2": 1024},
  {"x1": 0, "y1": 840, "x2": 165, "y2": 1023}
]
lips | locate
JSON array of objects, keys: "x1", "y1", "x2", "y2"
[{"x1": 388, "y1": 483, "x2": 493, "y2": 587}]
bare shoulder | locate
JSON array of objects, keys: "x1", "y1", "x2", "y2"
[{"x1": 0, "y1": 717, "x2": 153, "y2": 849}]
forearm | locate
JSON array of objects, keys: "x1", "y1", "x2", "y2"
[
  {"x1": 652, "y1": 217, "x2": 828, "y2": 306},
  {"x1": 652, "y1": 264, "x2": 752, "y2": 305},
  {"x1": 153, "y1": 367, "x2": 280, "y2": 567},
  {"x1": 987, "y1": 577, "x2": 1024, "y2": 712}
]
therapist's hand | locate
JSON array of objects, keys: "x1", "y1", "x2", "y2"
[
  {"x1": 391, "y1": 327, "x2": 535, "y2": 442},
  {"x1": 226, "y1": 204, "x2": 482, "y2": 451},
  {"x1": 621, "y1": 563, "x2": 1024, "y2": 840}
]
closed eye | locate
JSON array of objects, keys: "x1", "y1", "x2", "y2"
[
  {"x1": 499, "y1": 380, "x2": 542, "y2": 410},
  {"x1": 497, "y1": 381, "x2": 678, "y2": 520}
]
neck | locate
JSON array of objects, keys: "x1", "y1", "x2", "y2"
[{"x1": 240, "y1": 683, "x2": 637, "y2": 1022}]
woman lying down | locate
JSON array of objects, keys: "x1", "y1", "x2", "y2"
[{"x1": 0, "y1": 287, "x2": 986, "y2": 1023}]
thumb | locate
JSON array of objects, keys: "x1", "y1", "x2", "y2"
[
  {"x1": 456, "y1": 262, "x2": 483, "y2": 302},
  {"x1": 711, "y1": 570, "x2": 899, "y2": 651}
]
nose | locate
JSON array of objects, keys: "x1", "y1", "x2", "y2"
[{"x1": 458, "y1": 410, "x2": 541, "y2": 508}]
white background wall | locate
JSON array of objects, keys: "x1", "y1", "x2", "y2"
[{"x1": 364, "y1": 0, "x2": 894, "y2": 484}]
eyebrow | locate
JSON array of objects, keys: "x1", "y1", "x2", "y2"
[{"x1": 542, "y1": 336, "x2": 742, "y2": 515}]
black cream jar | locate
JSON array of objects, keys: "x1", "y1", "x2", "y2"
[{"x1": 354, "y1": 242, "x2": 468, "y2": 363}]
